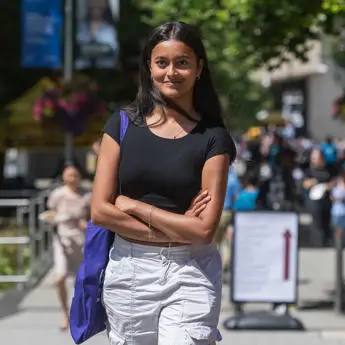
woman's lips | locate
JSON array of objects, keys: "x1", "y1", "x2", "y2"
[{"x1": 164, "y1": 81, "x2": 182, "y2": 87}]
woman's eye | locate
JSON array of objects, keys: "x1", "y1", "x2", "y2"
[
  {"x1": 156, "y1": 60, "x2": 168, "y2": 68},
  {"x1": 176, "y1": 59, "x2": 190, "y2": 68}
]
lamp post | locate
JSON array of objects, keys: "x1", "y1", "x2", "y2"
[{"x1": 63, "y1": 0, "x2": 74, "y2": 165}]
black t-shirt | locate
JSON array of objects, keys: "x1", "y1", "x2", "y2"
[{"x1": 104, "y1": 113, "x2": 236, "y2": 214}]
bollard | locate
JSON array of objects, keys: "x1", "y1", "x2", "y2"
[{"x1": 334, "y1": 229, "x2": 344, "y2": 313}]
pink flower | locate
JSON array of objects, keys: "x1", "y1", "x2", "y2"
[{"x1": 58, "y1": 99, "x2": 73, "y2": 112}]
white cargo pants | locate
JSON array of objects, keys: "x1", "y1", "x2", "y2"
[{"x1": 102, "y1": 235, "x2": 222, "y2": 345}]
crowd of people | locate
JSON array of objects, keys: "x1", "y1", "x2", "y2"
[{"x1": 217, "y1": 129, "x2": 345, "y2": 256}]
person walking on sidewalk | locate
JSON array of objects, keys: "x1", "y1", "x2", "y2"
[
  {"x1": 47, "y1": 165, "x2": 91, "y2": 331},
  {"x1": 303, "y1": 149, "x2": 333, "y2": 246},
  {"x1": 91, "y1": 21, "x2": 236, "y2": 345},
  {"x1": 214, "y1": 165, "x2": 241, "y2": 271}
]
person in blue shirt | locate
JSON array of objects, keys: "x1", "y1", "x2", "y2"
[
  {"x1": 321, "y1": 136, "x2": 338, "y2": 178},
  {"x1": 234, "y1": 173, "x2": 259, "y2": 211},
  {"x1": 214, "y1": 166, "x2": 241, "y2": 267}
]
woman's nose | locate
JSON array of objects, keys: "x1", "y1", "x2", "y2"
[{"x1": 166, "y1": 63, "x2": 177, "y2": 77}]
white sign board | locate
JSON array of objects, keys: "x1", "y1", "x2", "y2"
[{"x1": 232, "y1": 212, "x2": 299, "y2": 303}]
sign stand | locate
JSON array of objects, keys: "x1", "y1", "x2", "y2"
[
  {"x1": 334, "y1": 229, "x2": 344, "y2": 313},
  {"x1": 223, "y1": 211, "x2": 305, "y2": 331},
  {"x1": 223, "y1": 310, "x2": 304, "y2": 331}
]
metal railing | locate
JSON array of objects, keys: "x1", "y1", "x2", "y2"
[{"x1": 0, "y1": 183, "x2": 60, "y2": 288}]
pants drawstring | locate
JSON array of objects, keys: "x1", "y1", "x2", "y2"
[{"x1": 159, "y1": 245, "x2": 172, "y2": 284}]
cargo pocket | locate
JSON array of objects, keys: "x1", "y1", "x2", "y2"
[
  {"x1": 184, "y1": 326, "x2": 222, "y2": 344},
  {"x1": 108, "y1": 329, "x2": 126, "y2": 345}
]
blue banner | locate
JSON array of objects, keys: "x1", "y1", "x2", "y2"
[{"x1": 21, "y1": 0, "x2": 62, "y2": 68}]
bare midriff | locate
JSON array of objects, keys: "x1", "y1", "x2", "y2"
[{"x1": 119, "y1": 235, "x2": 187, "y2": 247}]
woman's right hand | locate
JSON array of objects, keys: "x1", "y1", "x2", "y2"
[{"x1": 185, "y1": 190, "x2": 211, "y2": 217}]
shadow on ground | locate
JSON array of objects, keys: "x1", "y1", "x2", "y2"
[{"x1": 0, "y1": 287, "x2": 32, "y2": 320}]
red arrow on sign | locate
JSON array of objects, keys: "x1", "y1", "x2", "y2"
[{"x1": 283, "y1": 230, "x2": 292, "y2": 281}]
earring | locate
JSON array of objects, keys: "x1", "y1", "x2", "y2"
[{"x1": 196, "y1": 75, "x2": 200, "y2": 80}]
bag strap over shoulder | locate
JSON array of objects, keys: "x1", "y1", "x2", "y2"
[
  {"x1": 118, "y1": 111, "x2": 129, "y2": 195},
  {"x1": 119, "y1": 110, "x2": 129, "y2": 146}
]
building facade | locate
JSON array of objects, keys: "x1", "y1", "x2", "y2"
[{"x1": 253, "y1": 39, "x2": 345, "y2": 140}]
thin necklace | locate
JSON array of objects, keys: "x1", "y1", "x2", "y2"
[{"x1": 172, "y1": 127, "x2": 185, "y2": 139}]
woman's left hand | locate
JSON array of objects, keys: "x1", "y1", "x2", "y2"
[{"x1": 115, "y1": 195, "x2": 137, "y2": 214}]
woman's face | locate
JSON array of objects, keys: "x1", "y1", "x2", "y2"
[
  {"x1": 63, "y1": 167, "x2": 81, "y2": 188},
  {"x1": 150, "y1": 40, "x2": 203, "y2": 101}
]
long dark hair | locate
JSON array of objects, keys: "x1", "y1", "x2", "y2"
[{"x1": 124, "y1": 21, "x2": 224, "y2": 126}]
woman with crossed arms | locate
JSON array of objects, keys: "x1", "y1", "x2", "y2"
[{"x1": 91, "y1": 21, "x2": 236, "y2": 345}]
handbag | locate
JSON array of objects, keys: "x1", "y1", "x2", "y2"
[{"x1": 70, "y1": 111, "x2": 129, "y2": 344}]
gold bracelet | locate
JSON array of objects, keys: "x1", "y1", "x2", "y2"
[{"x1": 148, "y1": 205, "x2": 154, "y2": 239}]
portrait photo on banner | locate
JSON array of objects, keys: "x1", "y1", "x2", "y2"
[{"x1": 75, "y1": 0, "x2": 119, "y2": 70}]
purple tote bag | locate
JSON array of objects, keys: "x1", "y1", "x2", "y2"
[{"x1": 70, "y1": 111, "x2": 129, "y2": 344}]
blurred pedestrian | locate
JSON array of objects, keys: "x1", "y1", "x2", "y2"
[
  {"x1": 91, "y1": 21, "x2": 236, "y2": 344},
  {"x1": 331, "y1": 170, "x2": 345, "y2": 239},
  {"x1": 47, "y1": 165, "x2": 91, "y2": 331},
  {"x1": 303, "y1": 149, "x2": 333, "y2": 246},
  {"x1": 321, "y1": 136, "x2": 338, "y2": 178},
  {"x1": 234, "y1": 173, "x2": 258, "y2": 211},
  {"x1": 267, "y1": 132, "x2": 283, "y2": 173},
  {"x1": 337, "y1": 149, "x2": 345, "y2": 174},
  {"x1": 214, "y1": 165, "x2": 241, "y2": 270},
  {"x1": 257, "y1": 146, "x2": 297, "y2": 211}
]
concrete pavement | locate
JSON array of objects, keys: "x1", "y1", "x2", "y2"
[{"x1": 1, "y1": 249, "x2": 345, "y2": 344}]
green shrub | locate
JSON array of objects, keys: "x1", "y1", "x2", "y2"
[{"x1": 0, "y1": 222, "x2": 30, "y2": 290}]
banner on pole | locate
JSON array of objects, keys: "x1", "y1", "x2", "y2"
[
  {"x1": 75, "y1": 0, "x2": 120, "y2": 69},
  {"x1": 21, "y1": 0, "x2": 62, "y2": 68}
]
